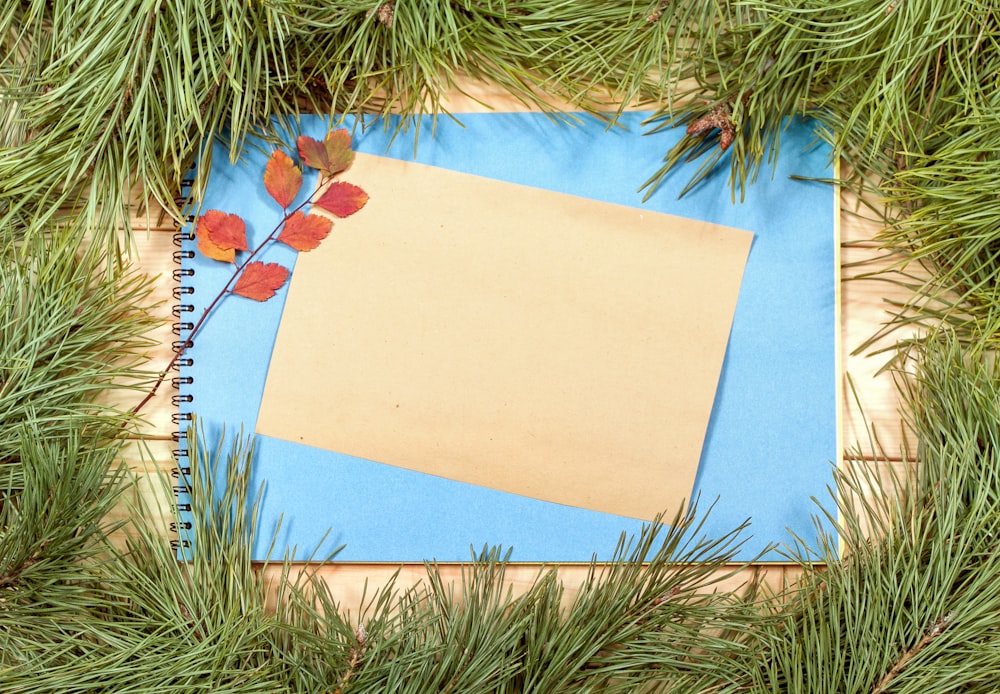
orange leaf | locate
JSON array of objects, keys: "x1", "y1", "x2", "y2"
[
  {"x1": 297, "y1": 129, "x2": 355, "y2": 176},
  {"x1": 232, "y1": 262, "x2": 289, "y2": 302},
  {"x1": 196, "y1": 210, "x2": 248, "y2": 263},
  {"x1": 315, "y1": 181, "x2": 369, "y2": 218},
  {"x1": 263, "y1": 150, "x2": 302, "y2": 209},
  {"x1": 278, "y1": 210, "x2": 333, "y2": 252},
  {"x1": 197, "y1": 236, "x2": 235, "y2": 263}
]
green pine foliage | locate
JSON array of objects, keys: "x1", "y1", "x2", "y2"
[
  {"x1": 0, "y1": 429, "x2": 127, "y2": 666},
  {"x1": 2, "y1": 0, "x2": 1000, "y2": 690},
  {"x1": 731, "y1": 335, "x2": 1000, "y2": 692},
  {"x1": 5, "y1": 339, "x2": 999, "y2": 691},
  {"x1": 0, "y1": 229, "x2": 159, "y2": 460}
]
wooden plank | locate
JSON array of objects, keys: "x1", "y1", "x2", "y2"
[
  {"x1": 258, "y1": 562, "x2": 799, "y2": 615},
  {"x1": 839, "y1": 186, "x2": 922, "y2": 459}
]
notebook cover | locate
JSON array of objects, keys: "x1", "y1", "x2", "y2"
[{"x1": 175, "y1": 110, "x2": 838, "y2": 562}]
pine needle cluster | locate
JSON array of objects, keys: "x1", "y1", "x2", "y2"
[
  {"x1": 3, "y1": 0, "x2": 1000, "y2": 690},
  {"x1": 5, "y1": 337, "x2": 999, "y2": 691},
  {"x1": 736, "y1": 335, "x2": 1000, "y2": 692},
  {"x1": 0, "y1": 230, "x2": 159, "y2": 456}
]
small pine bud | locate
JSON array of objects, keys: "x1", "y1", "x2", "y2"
[
  {"x1": 686, "y1": 101, "x2": 736, "y2": 151},
  {"x1": 375, "y1": 2, "x2": 394, "y2": 27}
]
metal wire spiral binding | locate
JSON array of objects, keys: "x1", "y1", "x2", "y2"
[{"x1": 170, "y1": 178, "x2": 196, "y2": 555}]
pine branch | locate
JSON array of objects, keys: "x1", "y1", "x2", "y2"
[
  {"x1": 872, "y1": 611, "x2": 955, "y2": 694},
  {"x1": 728, "y1": 333, "x2": 1000, "y2": 692},
  {"x1": 0, "y1": 424, "x2": 131, "y2": 670},
  {"x1": 0, "y1": 225, "x2": 160, "y2": 460}
]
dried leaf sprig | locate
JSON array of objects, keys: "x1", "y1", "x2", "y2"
[{"x1": 131, "y1": 130, "x2": 368, "y2": 418}]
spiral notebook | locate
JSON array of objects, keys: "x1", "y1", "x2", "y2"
[{"x1": 172, "y1": 111, "x2": 838, "y2": 563}]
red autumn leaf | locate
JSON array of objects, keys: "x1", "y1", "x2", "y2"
[
  {"x1": 196, "y1": 210, "x2": 248, "y2": 263},
  {"x1": 296, "y1": 136, "x2": 328, "y2": 172},
  {"x1": 297, "y1": 129, "x2": 355, "y2": 176},
  {"x1": 232, "y1": 262, "x2": 289, "y2": 302},
  {"x1": 263, "y1": 150, "x2": 302, "y2": 209},
  {"x1": 199, "y1": 210, "x2": 248, "y2": 250},
  {"x1": 315, "y1": 181, "x2": 369, "y2": 218},
  {"x1": 278, "y1": 210, "x2": 333, "y2": 252}
]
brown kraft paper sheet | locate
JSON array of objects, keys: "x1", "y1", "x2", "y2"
[{"x1": 256, "y1": 153, "x2": 753, "y2": 521}]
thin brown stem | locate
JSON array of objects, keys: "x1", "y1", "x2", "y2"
[
  {"x1": 130, "y1": 174, "x2": 330, "y2": 419},
  {"x1": 872, "y1": 612, "x2": 954, "y2": 694},
  {"x1": 334, "y1": 622, "x2": 368, "y2": 694}
]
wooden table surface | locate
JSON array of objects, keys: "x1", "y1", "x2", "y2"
[{"x1": 111, "y1": 84, "x2": 918, "y2": 606}]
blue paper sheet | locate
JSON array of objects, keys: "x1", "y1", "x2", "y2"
[{"x1": 177, "y1": 111, "x2": 837, "y2": 562}]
